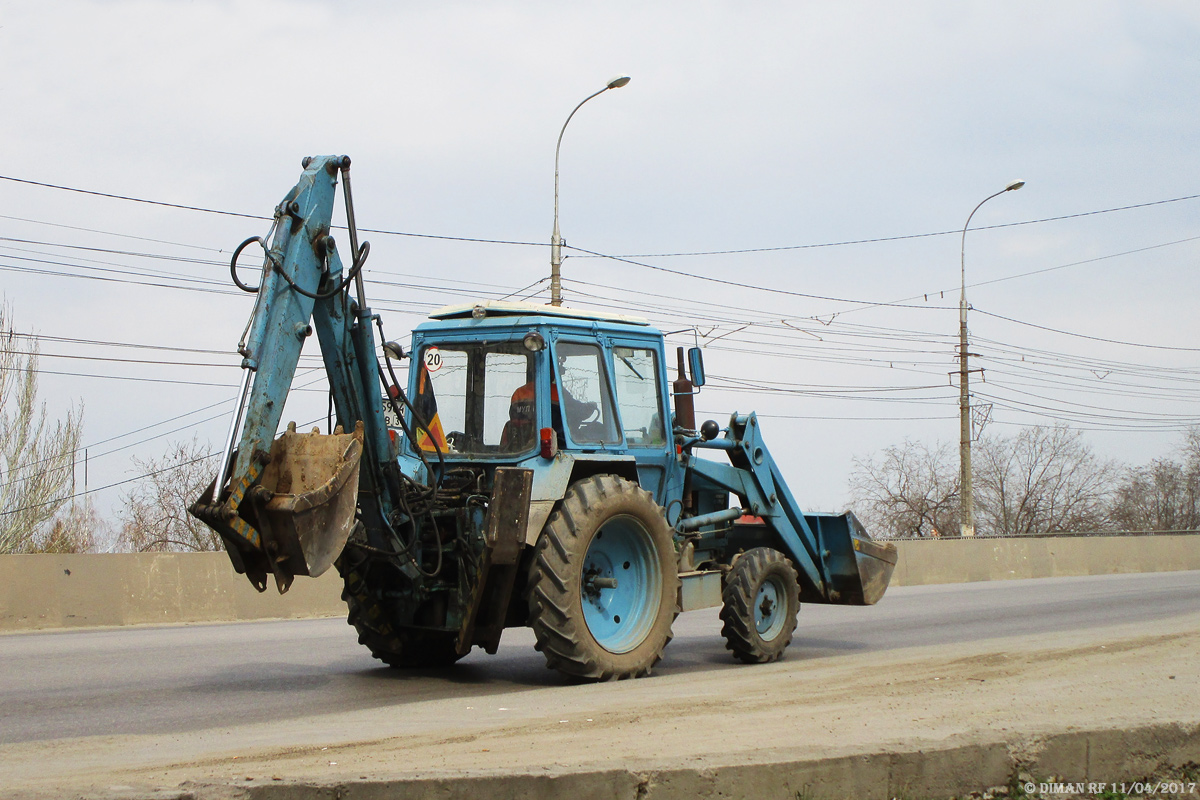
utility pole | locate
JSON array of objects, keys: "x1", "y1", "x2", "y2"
[
  {"x1": 959, "y1": 180, "x2": 1024, "y2": 537},
  {"x1": 958, "y1": 278, "x2": 973, "y2": 537}
]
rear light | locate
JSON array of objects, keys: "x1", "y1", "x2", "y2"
[{"x1": 540, "y1": 427, "x2": 558, "y2": 459}]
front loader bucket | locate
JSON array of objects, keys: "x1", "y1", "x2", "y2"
[
  {"x1": 805, "y1": 511, "x2": 897, "y2": 605},
  {"x1": 847, "y1": 524, "x2": 897, "y2": 605},
  {"x1": 258, "y1": 423, "x2": 363, "y2": 580}
]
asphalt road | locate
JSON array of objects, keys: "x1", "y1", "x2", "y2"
[{"x1": 2, "y1": 571, "x2": 1198, "y2": 746}]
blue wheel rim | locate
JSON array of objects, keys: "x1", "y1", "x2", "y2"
[
  {"x1": 755, "y1": 576, "x2": 787, "y2": 641},
  {"x1": 581, "y1": 515, "x2": 662, "y2": 654}
]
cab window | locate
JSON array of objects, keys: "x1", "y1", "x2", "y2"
[{"x1": 554, "y1": 342, "x2": 620, "y2": 445}]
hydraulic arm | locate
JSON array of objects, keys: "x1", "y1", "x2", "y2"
[
  {"x1": 190, "y1": 155, "x2": 405, "y2": 593},
  {"x1": 684, "y1": 412, "x2": 896, "y2": 606}
]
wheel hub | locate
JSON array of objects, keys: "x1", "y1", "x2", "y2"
[
  {"x1": 754, "y1": 578, "x2": 787, "y2": 640},
  {"x1": 580, "y1": 517, "x2": 662, "y2": 654}
]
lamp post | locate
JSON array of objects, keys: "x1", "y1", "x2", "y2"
[
  {"x1": 550, "y1": 75, "x2": 631, "y2": 307},
  {"x1": 959, "y1": 179, "x2": 1024, "y2": 537}
]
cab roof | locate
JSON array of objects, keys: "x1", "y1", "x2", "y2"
[{"x1": 428, "y1": 300, "x2": 651, "y2": 327}]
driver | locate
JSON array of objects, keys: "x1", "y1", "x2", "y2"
[
  {"x1": 500, "y1": 380, "x2": 584, "y2": 450},
  {"x1": 500, "y1": 380, "x2": 548, "y2": 451}
]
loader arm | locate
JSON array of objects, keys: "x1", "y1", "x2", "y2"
[
  {"x1": 190, "y1": 155, "x2": 412, "y2": 593},
  {"x1": 685, "y1": 412, "x2": 897, "y2": 605}
]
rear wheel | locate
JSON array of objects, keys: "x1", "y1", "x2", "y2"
[
  {"x1": 526, "y1": 475, "x2": 679, "y2": 680},
  {"x1": 720, "y1": 547, "x2": 800, "y2": 663},
  {"x1": 337, "y1": 549, "x2": 464, "y2": 668}
]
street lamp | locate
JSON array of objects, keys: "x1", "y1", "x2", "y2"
[
  {"x1": 959, "y1": 179, "x2": 1024, "y2": 537},
  {"x1": 550, "y1": 75, "x2": 631, "y2": 307}
]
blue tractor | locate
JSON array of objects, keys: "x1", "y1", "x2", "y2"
[{"x1": 190, "y1": 156, "x2": 896, "y2": 681}]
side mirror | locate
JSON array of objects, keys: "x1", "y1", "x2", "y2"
[{"x1": 687, "y1": 347, "x2": 705, "y2": 388}]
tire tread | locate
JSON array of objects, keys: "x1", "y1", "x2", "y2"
[{"x1": 719, "y1": 547, "x2": 800, "y2": 664}]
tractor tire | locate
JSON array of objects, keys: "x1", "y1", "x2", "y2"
[
  {"x1": 720, "y1": 547, "x2": 800, "y2": 664},
  {"x1": 337, "y1": 552, "x2": 464, "y2": 669},
  {"x1": 526, "y1": 474, "x2": 680, "y2": 681}
]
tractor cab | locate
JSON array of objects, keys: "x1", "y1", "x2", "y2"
[{"x1": 404, "y1": 300, "x2": 674, "y2": 459}]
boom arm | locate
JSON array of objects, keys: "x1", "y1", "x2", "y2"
[{"x1": 190, "y1": 156, "x2": 411, "y2": 593}]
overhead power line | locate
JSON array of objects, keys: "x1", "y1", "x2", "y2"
[
  {"x1": 966, "y1": 235, "x2": 1200, "y2": 292},
  {"x1": 7, "y1": 172, "x2": 1195, "y2": 259},
  {"x1": 0, "y1": 174, "x2": 265, "y2": 220},
  {"x1": 974, "y1": 308, "x2": 1200, "y2": 352},
  {"x1": 0, "y1": 235, "x2": 226, "y2": 266},
  {"x1": 565, "y1": 244, "x2": 955, "y2": 311},
  {"x1": 0, "y1": 174, "x2": 544, "y2": 248},
  {"x1": 8, "y1": 366, "x2": 248, "y2": 389},
  {"x1": 575, "y1": 193, "x2": 1200, "y2": 258},
  {"x1": 0, "y1": 214, "x2": 223, "y2": 252}
]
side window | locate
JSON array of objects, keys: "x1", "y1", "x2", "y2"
[
  {"x1": 612, "y1": 346, "x2": 666, "y2": 447},
  {"x1": 554, "y1": 342, "x2": 620, "y2": 445}
]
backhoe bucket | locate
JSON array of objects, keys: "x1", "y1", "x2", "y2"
[
  {"x1": 805, "y1": 511, "x2": 897, "y2": 605},
  {"x1": 258, "y1": 424, "x2": 363, "y2": 579}
]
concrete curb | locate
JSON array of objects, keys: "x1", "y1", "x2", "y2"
[{"x1": 99, "y1": 722, "x2": 1200, "y2": 800}]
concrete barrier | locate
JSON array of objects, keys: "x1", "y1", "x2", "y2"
[
  {"x1": 889, "y1": 533, "x2": 1200, "y2": 587},
  {"x1": 2, "y1": 534, "x2": 1198, "y2": 633},
  {"x1": 0, "y1": 552, "x2": 345, "y2": 632}
]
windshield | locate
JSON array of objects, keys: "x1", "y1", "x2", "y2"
[{"x1": 411, "y1": 342, "x2": 535, "y2": 456}]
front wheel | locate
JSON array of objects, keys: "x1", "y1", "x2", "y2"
[
  {"x1": 526, "y1": 475, "x2": 679, "y2": 681},
  {"x1": 720, "y1": 547, "x2": 800, "y2": 663}
]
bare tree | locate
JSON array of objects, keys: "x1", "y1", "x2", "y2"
[
  {"x1": 118, "y1": 438, "x2": 221, "y2": 552},
  {"x1": 975, "y1": 425, "x2": 1114, "y2": 536},
  {"x1": 0, "y1": 303, "x2": 84, "y2": 553},
  {"x1": 1108, "y1": 458, "x2": 1198, "y2": 532},
  {"x1": 1107, "y1": 426, "x2": 1200, "y2": 532},
  {"x1": 30, "y1": 499, "x2": 103, "y2": 553},
  {"x1": 848, "y1": 440, "x2": 960, "y2": 538},
  {"x1": 1182, "y1": 427, "x2": 1200, "y2": 490}
]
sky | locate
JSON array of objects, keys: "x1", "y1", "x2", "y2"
[{"x1": 2, "y1": 1, "x2": 1199, "y2": 538}]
